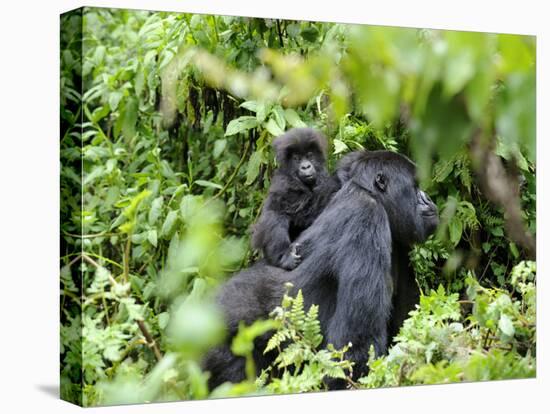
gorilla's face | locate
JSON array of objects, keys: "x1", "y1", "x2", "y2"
[
  {"x1": 289, "y1": 150, "x2": 320, "y2": 185},
  {"x1": 384, "y1": 177, "x2": 439, "y2": 244},
  {"x1": 277, "y1": 144, "x2": 325, "y2": 187},
  {"x1": 273, "y1": 128, "x2": 328, "y2": 188},
  {"x1": 339, "y1": 150, "x2": 439, "y2": 246},
  {"x1": 370, "y1": 161, "x2": 438, "y2": 245}
]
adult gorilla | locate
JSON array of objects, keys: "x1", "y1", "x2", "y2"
[{"x1": 204, "y1": 150, "x2": 439, "y2": 388}]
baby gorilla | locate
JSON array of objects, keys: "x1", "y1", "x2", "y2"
[{"x1": 251, "y1": 128, "x2": 338, "y2": 270}]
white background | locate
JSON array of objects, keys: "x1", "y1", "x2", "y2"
[{"x1": 0, "y1": 0, "x2": 547, "y2": 412}]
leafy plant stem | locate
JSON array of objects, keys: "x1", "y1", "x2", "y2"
[
  {"x1": 137, "y1": 320, "x2": 162, "y2": 361},
  {"x1": 211, "y1": 140, "x2": 251, "y2": 201},
  {"x1": 123, "y1": 236, "x2": 131, "y2": 284}
]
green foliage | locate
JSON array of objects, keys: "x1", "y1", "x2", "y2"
[
  {"x1": 361, "y1": 261, "x2": 535, "y2": 388},
  {"x1": 61, "y1": 7, "x2": 536, "y2": 406},
  {"x1": 259, "y1": 285, "x2": 354, "y2": 393},
  {"x1": 231, "y1": 319, "x2": 280, "y2": 382},
  {"x1": 410, "y1": 237, "x2": 450, "y2": 293}
]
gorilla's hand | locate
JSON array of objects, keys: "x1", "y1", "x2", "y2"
[{"x1": 279, "y1": 242, "x2": 302, "y2": 270}]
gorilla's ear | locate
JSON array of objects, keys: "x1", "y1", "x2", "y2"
[
  {"x1": 374, "y1": 173, "x2": 387, "y2": 192},
  {"x1": 336, "y1": 152, "x2": 365, "y2": 183}
]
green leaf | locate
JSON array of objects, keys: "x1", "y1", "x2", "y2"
[
  {"x1": 213, "y1": 139, "x2": 227, "y2": 159},
  {"x1": 509, "y1": 242, "x2": 520, "y2": 259},
  {"x1": 239, "y1": 100, "x2": 258, "y2": 112},
  {"x1": 443, "y1": 50, "x2": 475, "y2": 98},
  {"x1": 83, "y1": 165, "x2": 105, "y2": 186},
  {"x1": 245, "y1": 150, "x2": 263, "y2": 185},
  {"x1": 333, "y1": 139, "x2": 348, "y2": 155},
  {"x1": 491, "y1": 227, "x2": 504, "y2": 237},
  {"x1": 465, "y1": 63, "x2": 493, "y2": 121},
  {"x1": 498, "y1": 34, "x2": 534, "y2": 73},
  {"x1": 158, "y1": 312, "x2": 170, "y2": 330},
  {"x1": 498, "y1": 314, "x2": 515, "y2": 337},
  {"x1": 108, "y1": 91, "x2": 123, "y2": 111},
  {"x1": 448, "y1": 216, "x2": 463, "y2": 246},
  {"x1": 91, "y1": 105, "x2": 110, "y2": 123},
  {"x1": 495, "y1": 72, "x2": 536, "y2": 162},
  {"x1": 231, "y1": 320, "x2": 279, "y2": 357},
  {"x1": 148, "y1": 229, "x2": 158, "y2": 247},
  {"x1": 272, "y1": 106, "x2": 286, "y2": 131},
  {"x1": 148, "y1": 196, "x2": 163, "y2": 226},
  {"x1": 167, "y1": 301, "x2": 226, "y2": 354},
  {"x1": 265, "y1": 118, "x2": 284, "y2": 137},
  {"x1": 225, "y1": 116, "x2": 258, "y2": 136},
  {"x1": 256, "y1": 102, "x2": 269, "y2": 123},
  {"x1": 286, "y1": 23, "x2": 300, "y2": 38},
  {"x1": 195, "y1": 180, "x2": 223, "y2": 190},
  {"x1": 179, "y1": 195, "x2": 202, "y2": 222},
  {"x1": 131, "y1": 231, "x2": 147, "y2": 244},
  {"x1": 92, "y1": 45, "x2": 106, "y2": 66},
  {"x1": 284, "y1": 108, "x2": 307, "y2": 128},
  {"x1": 122, "y1": 190, "x2": 151, "y2": 220},
  {"x1": 433, "y1": 159, "x2": 455, "y2": 183},
  {"x1": 160, "y1": 210, "x2": 178, "y2": 238},
  {"x1": 301, "y1": 26, "x2": 319, "y2": 42},
  {"x1": 122, "y1": 97, "x2": 138, "y2": 140}
]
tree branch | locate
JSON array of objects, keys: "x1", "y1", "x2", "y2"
[
  {"x1": 276, "y1": 20, "x2": 284, "y2": 48},
  {"x1": 470, "y1": 130, "x2": 535, "y2": 259},
  {"x1": 137, "y1": 320, "x2": 163, "y2": 361}
]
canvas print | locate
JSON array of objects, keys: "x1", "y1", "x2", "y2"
[{"x1": 60, "y1": 7, "x2": 536, "y2": 407}]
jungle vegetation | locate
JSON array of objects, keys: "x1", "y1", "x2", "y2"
[{"x1": 60, "y1": 8, "x2": 536, "y2": 406}]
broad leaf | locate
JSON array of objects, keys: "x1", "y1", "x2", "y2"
[
  {"x1": 245, "y1": 150, "x2": 263, "y2": 185},
  {"x1": 225, "y1": 116, "x2": 258, "y2": 136}
]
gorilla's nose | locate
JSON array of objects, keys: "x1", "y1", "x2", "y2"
[{"x1": 300, "y1": 161, "x2": 313, "y2": 172}]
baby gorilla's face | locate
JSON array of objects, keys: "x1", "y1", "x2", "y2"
[
  {"x1": 272, "y1": 128, "x2": 329, "y2": 188},
  {"x1": 287, "y1": 150, "x2": 322, "y2": 186}
]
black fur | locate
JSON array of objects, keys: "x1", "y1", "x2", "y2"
[
  {"x1": 205, "y1": 150, "x2": 439, "y2": 389},
  {"x1": 251, "y1": 128, "x2": 339, "y2": 270}
]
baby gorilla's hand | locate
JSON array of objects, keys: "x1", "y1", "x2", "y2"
[{"x1": 279, "y1": 242, "x2": 302, "y2": 270}]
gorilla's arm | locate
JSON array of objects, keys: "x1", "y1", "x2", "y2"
[{"x1": 252, "y1": 194, "x2": 299, "y2": 270}]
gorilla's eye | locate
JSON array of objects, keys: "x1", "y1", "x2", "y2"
[
  {"x1": 292, "y1": 154, "x2": 300, "y2": 162},
  {"x1": 375, "y1": 173, "x2": 387, "y2": 192},
  {"x1": 307, "y1": 151, "x2": 313, "y2": 158}
]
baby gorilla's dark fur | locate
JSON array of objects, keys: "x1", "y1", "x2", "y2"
[
  {"x1": 204, "y1": 150, "x2": 439, "y2": 390},
  {"x1": 251, "y1": 128, "x2": 339, "y2": 270}
]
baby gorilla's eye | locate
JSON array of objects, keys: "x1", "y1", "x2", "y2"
[
  {"x1": 292, "y1": 154, "x2": 300, "y2": 161},
  {"x1": 307, "y1": 152, "x2": 313, "y2": 158}
]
